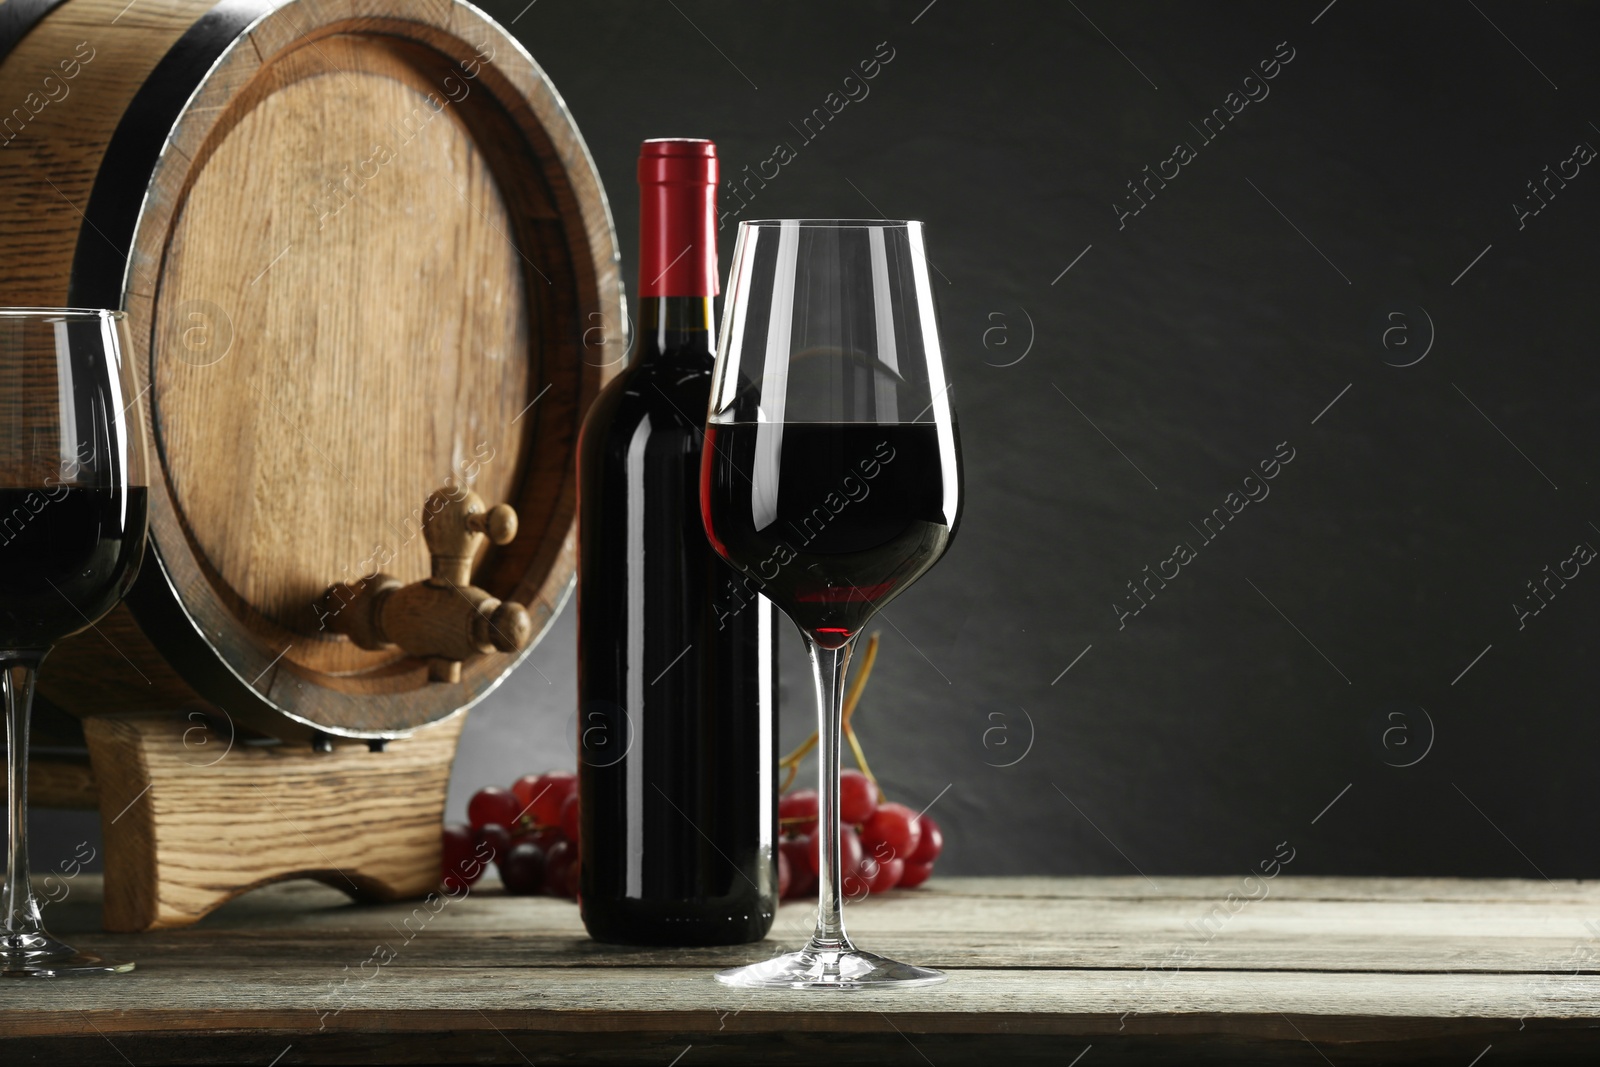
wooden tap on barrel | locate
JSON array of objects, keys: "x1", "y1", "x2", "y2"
[{"x1": 320, "y1": 490, "x2": 534, "y2": 683}]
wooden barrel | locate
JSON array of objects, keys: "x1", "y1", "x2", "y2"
[{"x1": 0, "y1": 0, "x2": 622, "y2": 741}]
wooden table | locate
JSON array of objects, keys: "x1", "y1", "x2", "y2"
[{"x1": 5, "y1": 875, "x2": 1599, "y2": 1064}]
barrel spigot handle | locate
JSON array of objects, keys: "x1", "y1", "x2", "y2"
[{"x1": 320, "y1": 488, "x2": 531, "y2": 682}]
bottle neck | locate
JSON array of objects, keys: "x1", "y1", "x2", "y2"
[{"x1": 634, "y1": 296, "x2": 716, "y2": 362}]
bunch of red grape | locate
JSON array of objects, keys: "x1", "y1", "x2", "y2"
[
  {"x1": 776, "y1": 768, "x2": 943, "y2": 901},
  {"x1": 442, "y1": 770, "x2": 581, "y2": 898},
  {"x1": 443, "y1": 634, "x2": 945, "y2": 902}
]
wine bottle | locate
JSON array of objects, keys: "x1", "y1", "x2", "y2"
[{"x1": 576, "y1": 138, "x2": 778, "y2": 945}]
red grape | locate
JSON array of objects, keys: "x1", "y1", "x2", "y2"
[
  {"x1": 563, "y1": 858, "x2": 580, "y2": 899},
  {"x1": 559, "y1": 792, "x2": 581, "y2": 842},
  {"x1": 776, "y1": 847, "x2": 792, "y2": 898},
  {"x1": 860, "y1": 802, "x2": 921, "y2": 861},
  {"x1": 467, "y1": 786, "x2": 521, "y2": 831},
  {"x1": 544, "y1": 839, "x2": 575, "y2": 896},
  {"x1": 910, "y1": 814, "x2": 943, "y2": 864},
  {"x1": 475, "y1": 823, "x2": 510, "y2": 864},
  {"x1": 778, "y1": 789, "x2": 818, "y2": 836},
  {"x1": 838, "y1": 770, "x2": 877, "y2": 825},
  {"x1": 530, "y1": 771, "x2": 577, "y2": 828},
  {"x1": 440, "y1": 822, "x2": 478, "y2": 891},
  {"x1": 899, "y1": 860, "x2": 934, "y2": 889},
  {"x1": 521, "y1": 826, "x2": 565, "y2": 854},
  {"x1": 868, "y1": 856, "x2": 903, "y2": 893},
  {"x1": 500, "y1": 842, "x2": 546, "y2": 895},
  {"x1": 510, "y1": 773, "x2": 544, "y2": 810},
  {"x1": 780, "y1": 837, "x2": 815, "y2": 899},
  {"x1": 843, "y1": 853, "x2": 877, "y2": 898},
  {"x1": 808, "y1": 824, "x2": 863, "y2": 875}
]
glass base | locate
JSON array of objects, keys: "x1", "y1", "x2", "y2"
[
  {"x1": 1, "y1": 931, "x2": 134, "y2": 978},
  {"x1": 716, "y1": 941, "x2": 945, "y2": 990}
]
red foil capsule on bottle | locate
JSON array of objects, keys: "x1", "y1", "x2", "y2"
[{"x1": 637, "y1": 138, "x2": 719, "y2": 298}]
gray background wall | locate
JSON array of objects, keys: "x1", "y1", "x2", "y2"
[
  {"x1": 33, "y1": 1, "x2": 1600, "y2": 880},
  {"x1": 446, "y1": 0, "x2": 1600, "y2": 878}
]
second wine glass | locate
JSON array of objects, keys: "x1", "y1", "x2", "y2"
[
  {"x1": 1, "y1": 308, "x2": 148, "y2": 977},
  {"x1": 701, "y1": 220, "x2": 961, "y2": 989}
]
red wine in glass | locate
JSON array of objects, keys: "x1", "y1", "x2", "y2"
[
  {"x1": 0, "y1": 486, "x2": 147, "y2": 649},
  {"x1": 701, "y1": 423, "x2": 956, "y2": 648}
]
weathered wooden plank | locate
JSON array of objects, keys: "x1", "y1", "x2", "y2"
[
  {"x1": 211, "y1": 872, "x2": 1600, "y2": 906},
  {"x1": 4, "y1": 967, "x2": 1599, "y2": 1031},
  {"x1": 35, "y1": 875, "x2": 1600, "y2": 976},
  {"x1": 69, "y1": 872, "x2": 1600, "y2": 910},
  {"x1": 66, "y1": 873, "x2": 1600, "y2": 924},
  {"x1": 10, "y1": 875, "x2": 1600, "y2": 1064},
  {"x1": 45, "y1": 930, "x2": 1600, "y2": 977},
  {"x1": 919, "y1": 876, "x2": 1600, "y2": 904}
]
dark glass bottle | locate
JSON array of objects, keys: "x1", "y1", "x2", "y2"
[{"x1": 576, "y1": 139, "x2": 778, "y2": 946}]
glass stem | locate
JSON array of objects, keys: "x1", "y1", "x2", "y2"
[
  {"x1": 2, "y1": 654, "x2": 44, "y2": 944},
  {"x1": 805, "y1": 636, "x2": 854, "y2": 951}
]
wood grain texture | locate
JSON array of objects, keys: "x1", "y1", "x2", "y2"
[
  {"x1": 26, "y1": 756, "x2": 97, "y2": 809},
  {"x1": 155, "y1": 33, "x2": 530, "y2": 642},
  {"x1": 0, "y1": 0, "x2": 623, "y2": 740},
  {"x1": 81, "y1": 711, "x2": 464, "y2": 931},
  {"x1": 6, "y1": 875, "x2": 1600, "y2": 1064}
]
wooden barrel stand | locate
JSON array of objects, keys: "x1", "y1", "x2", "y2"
[
  {"x1": 82, "y1": 712, "x2": 466, "y2": 932},
  {"x1": 30, "y1": 704, "x2": 472, "y2": 932}
]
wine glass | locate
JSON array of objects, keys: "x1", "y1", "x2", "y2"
[
  {"x1": 1, "y1": 308, "x2": 149, "y2": 977},
  {"x1": 701, "y1": 220, "x2": 961, "y2": 988}
]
